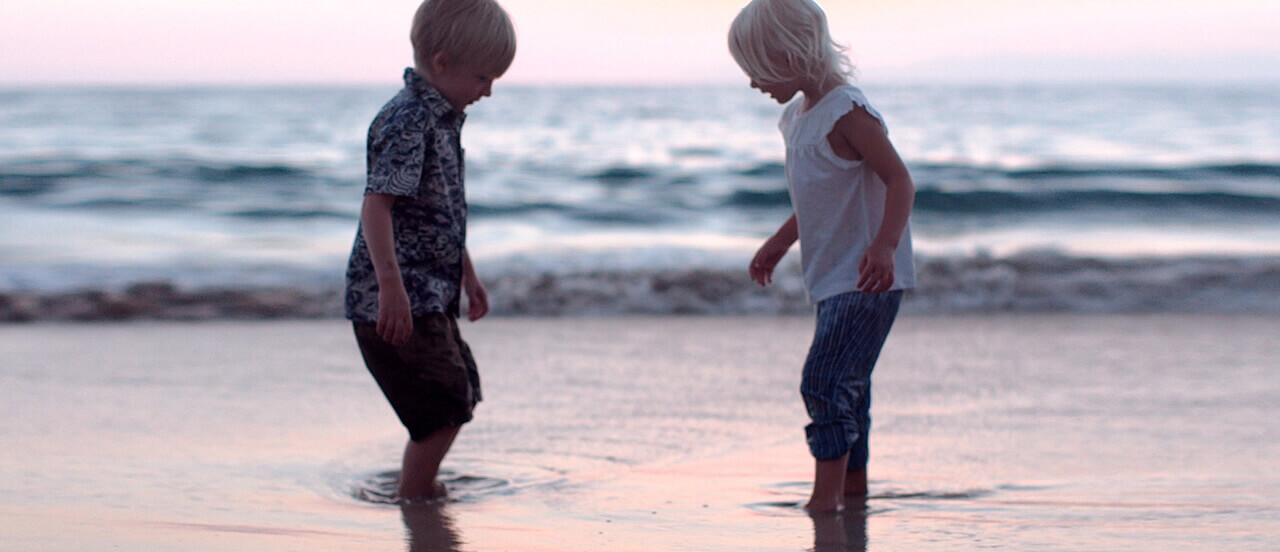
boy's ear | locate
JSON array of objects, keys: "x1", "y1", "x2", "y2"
[{"x1": 430, "y1": 52, "x2": 450, "y2": 75}]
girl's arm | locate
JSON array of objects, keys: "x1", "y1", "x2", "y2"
[
  {"x1": 749, "y1": 213, "x2": 798, "y2": 286},
  {"x1": 462, "y1": 249, "x2": 489, "y2": 321},
  {"x1": 362, "y1": 193, "x2": 414, "y2": 344},
  {"x1": 830, "y1": 107, "x2": 915, "y2": 293}
]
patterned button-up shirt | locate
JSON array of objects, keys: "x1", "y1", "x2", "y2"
[{"x1": 345, "y1": 68, "x2": 468, "y2": 322}]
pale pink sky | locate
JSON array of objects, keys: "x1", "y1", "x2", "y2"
[{"x1": 3, "y1": 0, "x2": 1278, "y2": 85}]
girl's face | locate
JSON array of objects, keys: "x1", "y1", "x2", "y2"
[{"x1": 750, "y1": 76, "x2": 802, "y2": 104}]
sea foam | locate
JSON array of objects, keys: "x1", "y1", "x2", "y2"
[{"x1": 3, "y1": 253, "x2": 1279, "y2": 321}]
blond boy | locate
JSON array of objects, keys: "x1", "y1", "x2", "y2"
[{"x1": 344, "y1": 0, "x2": 515, "y2": 501}]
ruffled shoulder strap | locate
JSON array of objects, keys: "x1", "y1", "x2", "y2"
[{"x1": 819, "y1": 85, "x2": 887, "y2": 136}]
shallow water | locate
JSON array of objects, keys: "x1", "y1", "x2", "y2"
[{"x1": 1, "y1": 315, "x2": 1277, "y2": 550}]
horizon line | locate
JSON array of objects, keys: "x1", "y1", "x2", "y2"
[{"x1": 3, "y1": 76, "x2": 1278, "y2": 89}]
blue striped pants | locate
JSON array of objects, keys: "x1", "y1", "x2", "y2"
[{"x1": 801, "y1": 290, "x2": 903, "y2": 469}]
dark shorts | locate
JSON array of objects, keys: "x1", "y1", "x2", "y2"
[{"x1": 353, "y1": 314, "x2": 481, "y2": 442}]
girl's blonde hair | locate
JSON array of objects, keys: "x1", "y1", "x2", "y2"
[
  {"x1": 411, "y1": 0, "x2": 517, "y2": 77},
  {"x1": 728, "y1": 0, "x2": 853, "y2": 88}
]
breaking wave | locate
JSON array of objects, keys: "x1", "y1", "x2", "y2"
[{"x1": 4, "y1": 252, "x2": 1279, "y2": 321}]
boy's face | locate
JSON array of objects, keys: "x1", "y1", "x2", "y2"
[{"x1": 428, "y1": 56, "x2": 497, "y2": 112}]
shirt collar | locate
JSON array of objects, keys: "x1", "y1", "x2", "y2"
[{"x1": 404, "y1": 68, "x2": 465, "y2": 126}]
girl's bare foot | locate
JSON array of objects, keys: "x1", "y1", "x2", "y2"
[
  {"x1": 843, "y1": 468, "x2": 868, "y2": 497},
  {"x1": 808, "y1": 454, "x2": 850, "y2": 512},
  {"x1": 804, "y1": 496, "x2": 845, "y2": 513}
]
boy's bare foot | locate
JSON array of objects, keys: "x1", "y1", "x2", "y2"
[
  {"x1": 399, "y1": 480, "x2": 448, "y2": 504},
  {"x1": 843, "y1": 468, "x2": 868, "y2": 497},
  {"x1": 430, "y1": 480, "x2": 448, "y2": 499},
  {"x1": 398, "y1": 426, "x2": 461, "y2": 502}
]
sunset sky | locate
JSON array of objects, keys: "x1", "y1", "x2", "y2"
[{"x1": 3, "y1": 0, "x2": 1279, "y2": 85}]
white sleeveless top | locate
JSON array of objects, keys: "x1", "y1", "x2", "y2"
[{"x1": 779, "y1": 85, "x2": 916, "y2": 302}]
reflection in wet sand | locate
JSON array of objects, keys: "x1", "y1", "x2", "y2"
[
  {"x1": 402, "y1": 502, "x2": 463, "y2": 552},
  {"x1": 810, "y1": 499, "x2": 868, "y2": 552}
]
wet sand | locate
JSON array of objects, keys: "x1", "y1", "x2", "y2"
[{"x1": 1, "y1": 315, "x2": 1278, "y2": 551}]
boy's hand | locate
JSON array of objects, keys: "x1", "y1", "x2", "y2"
[
  {"x1": 377, "y1": 287, "x2": 414, "y2": 345},
  {"x1": 749, "y1": 239, "x2": 789, "y2": 286},
  {"x1": 464, "y1": 276, "x2": 489, "y2": 321},
  {"x1": 857, "y1": 242, "x2": 896, "y2": 294}
]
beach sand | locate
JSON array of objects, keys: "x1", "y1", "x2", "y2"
[{"x1": 1, "y1": 315, "x2": 1277, "y2": 551}]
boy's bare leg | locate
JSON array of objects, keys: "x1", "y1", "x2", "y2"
[
  {"x1": 844, "y1": 467, "x2": 868, "y2": 497},
  {"x1": 399, "y1": 425, "x2": 461, "y2": 501},
  {"x1": 806, "y1": 452, "x2": 850, "y2": 512}
]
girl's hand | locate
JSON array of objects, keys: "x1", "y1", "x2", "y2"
[
  {"x1": 857, "y1": 242, "x2": 896, "y2": 294},
  {"x1": 750, "y1": 239, "x2": 790, "y2": 286},
  {"x1": 377, "y1": 286, "x2": 414, "y2": 345},
  {"x1": 464, "y1": 276, "x2": 489, "y2": 321}
]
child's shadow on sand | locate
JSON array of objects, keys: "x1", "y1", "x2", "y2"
[{"x1": 401, "y1": 502, "x2": 463, "y2": 552}]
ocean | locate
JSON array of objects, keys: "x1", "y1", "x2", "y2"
[
  {"x1": 3, "y1": 83, "x2": 1278, "y2": 551},
  {"x1": 2, "y1": 83, "x2": 1279, "y2": 319}
]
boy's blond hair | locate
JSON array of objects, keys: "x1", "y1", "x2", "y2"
[
  {"x1": 728, "y1": 0, "x2": 852, "y2": 88},
  {"x1": 411, "y1": 0, "x2": 516, "y2": 76}
]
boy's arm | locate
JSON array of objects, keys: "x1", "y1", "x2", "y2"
[
  {"x1": 462, "y1": 249, "x2": 489, "y2": 321},
  {"x1": 750, "y1": 213, "x2": 798, "y2": 286},
  {"x1": 832, "y1": 107, "x2": 915, "y2": 294},
  {"x1": 362, "y1": 193, "x2": 414, "y2": 345}
]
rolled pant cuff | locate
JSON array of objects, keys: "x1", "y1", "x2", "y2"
[{"x1": 805, "y1": 423, "x2": 856, "y2": 461}]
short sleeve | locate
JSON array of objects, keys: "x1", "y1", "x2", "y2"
[
  {"x1": 842, "y1": 87, "x2": 887, "y2": 133},
  {"x1": 365, "y1": 109, "x2": 426, "y2": 198}
]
